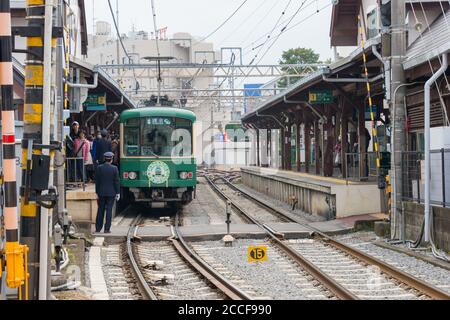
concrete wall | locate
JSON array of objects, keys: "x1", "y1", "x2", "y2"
[{"x1": 403, "y1": 201, "x2": 450, "y2": 251}]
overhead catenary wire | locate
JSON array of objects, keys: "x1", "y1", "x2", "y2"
[
  {"x1": 242, "y1": 0, "x2": 318, "y2": 53},
  {"x1": 254, "y1": 0, "x2": 310, "y2": 66},
  {"x1": 107, "y1": 0, "x2": 140, "y2": 92},
  {"x1": 246, "y1": 0, "x2": 294, "y2": 64},
  {"x1": 196, "y1": 0, "x2": 249, "y2": 44},
  {"x1": 218, "y1": 0, "x2": 271, "y2": 47},
  {"x1": 238, "y1": 0, "x2": 280, "y2": 48},
  {"x1": 237, "y1": 1, "x2": 330, "y2": 88}
]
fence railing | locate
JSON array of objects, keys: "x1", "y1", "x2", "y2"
[
  {"x1": 401, "y1": 149, "x2": 450, "y2": 207},
  {"x1": 65, "y1": 157, "x2": 86, "y2": 191},
  {"x1": 344, "y1": 152, "x2": 378, "y2": 182}
]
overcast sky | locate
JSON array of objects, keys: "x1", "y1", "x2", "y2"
[{"x1": 85, "y1": 0, "x2": 333, "y2": 65}]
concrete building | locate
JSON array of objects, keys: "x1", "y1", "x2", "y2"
[{"x1": 85, "y1": 21, "x2": 237, "y2": 163}]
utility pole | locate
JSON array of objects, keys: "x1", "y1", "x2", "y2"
[
  {"x1": 116, "y1": 0, "x2": 120, "y2": 76},
  {"x1": 390, "y1": 0, "x2": 406, "y2": 240}
]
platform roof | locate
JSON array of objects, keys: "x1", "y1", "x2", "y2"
[
  {"x1": 242, "y1": 38, "x2": 382, "y2": 125},
  {"x1": 70, "y1": 57, "x2": 138, "y2": 111}
]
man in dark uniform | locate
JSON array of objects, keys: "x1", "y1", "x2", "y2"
[
  {"x1": 95, "y1": 129, "x2": 112, "y2": 165},
  {"x1": 95, "y1": 152, "x2": 120, "y2": 233}
]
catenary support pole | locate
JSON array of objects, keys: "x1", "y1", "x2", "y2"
[
  {"x1": 390, "y1": 0, "x2": 406, "y2": 240},
  {"x1": 424, "y1": 53, "x2": 448, "y2": 242},
  {"x1": 20, "y1": 0, "x2": 46, "y2": 300},
  {"x1": 39, "y1": 0, "x2": 55, "y2": 300}
]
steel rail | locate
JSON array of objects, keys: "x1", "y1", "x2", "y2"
[
  {"x1": 204, "y1": 175, "x2": 358, "y2": 300},
  {"x1": 171, "y1": 214, "x2": 252, "y2": 300},
  {"x1": 126, "y1": 226, "x2": 159, "y2": 300},
  {"x1": 223, "y1": 176, "x2": 450, "y2": 300}
]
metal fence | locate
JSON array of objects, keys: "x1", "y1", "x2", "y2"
[
  {"x1": 65, "y1": 157, "x2": 86, "y2": 191},
  {"x1": 401, "y1": 149, "x2": 450, "y2": 207},
  {"x1": 344, "y1": 152, "x2": 378, "y2": 182}
]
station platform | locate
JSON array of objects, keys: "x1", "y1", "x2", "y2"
[
  {"x1": 240, "y1": 166, "x2": 383, "y2": 220},
  {"x1": 66, "y1": 184, "x2": 98, "y2": 224}
]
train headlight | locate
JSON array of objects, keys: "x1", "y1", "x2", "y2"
[
  {"x1": 179, "y1": 172, "x2": 188, "y2": 180},
  {"x1": 128, "y1": 172, "x2": 138, "y2": 180},
  {"x1": 179, "y1": 172, "x2": 193, "y2": 180}
]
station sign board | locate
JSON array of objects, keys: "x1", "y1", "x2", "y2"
[
  {"x1": 308, "y1": 90, "x2": 333, "y2": 105},
  {"x1": 83, "y1": 93, "x2": 106, "y2": 111}
]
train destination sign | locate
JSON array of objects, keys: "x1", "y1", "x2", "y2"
[
  {"x1": 248, "y1": 246, "x2": 268, "y2": 262},
  {"x1": 308, "y1": 90, "x2": 333, "y2": 104}
]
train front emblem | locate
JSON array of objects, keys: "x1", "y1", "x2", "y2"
[{"x1": 146, "y1": 161, "x2": 170, "y2": 185}]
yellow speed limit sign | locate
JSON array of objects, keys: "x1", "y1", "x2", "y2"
[{"x1": 248, "y1": 246, "x2": 268, "y2": 262}]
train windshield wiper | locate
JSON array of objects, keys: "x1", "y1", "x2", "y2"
[{"x1": 148, "y1": 149, "x2": 160, "y2": 158}]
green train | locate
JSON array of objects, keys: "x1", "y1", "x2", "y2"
[{"x1": 119, "y1": 107, "x2": 196, "y2": 208}]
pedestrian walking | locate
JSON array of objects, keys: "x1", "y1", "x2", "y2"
[{"x1": 95, "y1": 152, "x2": 120, "y2": 233}]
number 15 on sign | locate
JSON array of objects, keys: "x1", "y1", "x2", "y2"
[{"x1": 248, "y1": 246, "x2": 268, "y2": 262}]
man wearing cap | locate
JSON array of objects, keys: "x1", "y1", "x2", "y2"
[{"x1": 95, "y1": 151, "x2": 120, "y2": 233}]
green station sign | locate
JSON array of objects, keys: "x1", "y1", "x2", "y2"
[
  {"x1": 83, "y1": 93, "x2": 106, "y2": 111},
  {"x1": 308, "y1": 90, "x2": 333, "y2": 104}
]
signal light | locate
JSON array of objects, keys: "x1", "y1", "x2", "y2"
[{"x1": 123, "y1": 172, "x2": 129, "y2": 179}]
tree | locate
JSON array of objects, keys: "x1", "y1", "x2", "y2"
[{"x1": 278, "y1": 47, "x2": 321, "y2": 88}]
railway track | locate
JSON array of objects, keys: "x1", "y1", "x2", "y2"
[
  {"x1": 124, "y1": 214, "x2": 252, "y2": 300},
  {"x1": 205, "y1": 172, "x2": 450, "y2": 300}
]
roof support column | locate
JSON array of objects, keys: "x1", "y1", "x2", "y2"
[
  {"x1": 296, "y1": 111, "x2": 302, "y2": 172},
  {"x1": 314, "y1": 120, "x2": 321, "y2": 175},
  {"x1": 341, "y1": 100, "x2": 349, "y2": 179},
  {"x1": 304, "y1": 112, "x2": 311, "y2": 174},
  {"x1": 256, "y1": 128, "x2": 260, "y2": 167}
]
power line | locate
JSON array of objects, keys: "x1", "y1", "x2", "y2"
[
  {"x1": 247, "y1": 0, "x2": 293, "y2": 65},
  {"x1": 237, "y1": 1, "x2": 330, "y2": 87},
  {"x1": 254, "y1": 0, "x2": 310, "y2": 66},
  {"x1": 218, "y1": 0, "x2": 271, "y2": 47},
  {"x1": 197, "y1": 0, "x2": 249, "y2": 43},
  {"x1": 107, "y1": 0, "x2": 140, "y2": 92},
  {"x1": 238, "y1": 0, "x2": 280, "y2": 47},
  {"x1": 107, "y1": 0, "x2": 129, "y2": 60},
  {"x1": 242, "y1": 0, "x2": 319, "y2": 62}
]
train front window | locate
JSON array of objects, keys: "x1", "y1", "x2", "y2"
[{"x1": 123, "y1": 117, "x2": 193, "y2": 157}]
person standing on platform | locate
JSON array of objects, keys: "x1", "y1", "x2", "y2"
[
  {"x1": 95, "y1": 152, "x2": 120, "y2": 233},
  {"x1": 74, "y1": 130, "x2": 90, "y2": 182},
  {"x1": 95, "y1": 129, "x2": 112, "y2": 165}
]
